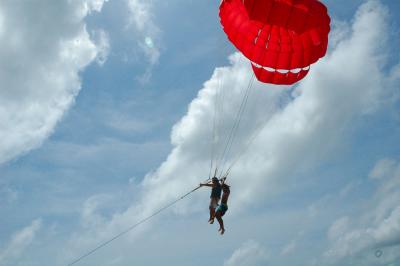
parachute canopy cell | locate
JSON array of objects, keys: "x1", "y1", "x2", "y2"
[{"x1": 219, "y1": 0, "x2": 331, "y2": 85}]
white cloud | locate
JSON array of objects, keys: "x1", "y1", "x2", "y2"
[
  {"x1": 329, "y1": 20, "x2": 351, "y2": 49},
  {"x1": 86, "y1": 0, "x2": 109, "y2": 13},
  {"x1": 91, "y1": 29, "x2": 110, "y2": 66},
  {"x1": 102, "y1": 0, "x2": 393, "y2": 226},
  {"x1": 125, "y1": 0, "x2": 161, "y2": 83},
  {"x1": 224, "y1": 240, "x2": 269, "y2": 266},
  {"x1": 126, "y1": 0, "x2": 154, "y2": 34},
  {"x1": 66, "y1": 0, "x2": 400, "y2": 264},
  {"x1": 0, "y1": 0, "x2": 108, "y2": 164},
  {"x1": 0, "y1": 219, "x2": 42, "y2": 265},
  {"x1": 369, "y1": 158, "x2": 397, "y2": 180},
  {"x1": 280, "y1": 239, "x2": 297, "y2": 256},
  {"x1": 81, "y1": 194, "x2": 113, "y2": 229},
  {"x1": 371, "y1": 206, "x2": 400, "y2": 247},
  {"x1": 324, "y1": 159, "x2": 400, "y2": 264},
  {"x1": 328, "y1": 217, "x2": 350, "y2": 241}
]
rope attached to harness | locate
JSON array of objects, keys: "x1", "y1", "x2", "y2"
[
  {"x1": 209, "y1": 73, "x2": 256, "y2": 180},
  {"x1": 67, "y1": 185, "x2": 202, "y2": 266}
]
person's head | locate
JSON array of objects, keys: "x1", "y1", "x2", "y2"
[
  {"x1": 212, "y1": 177, "x2": 219, "y2": 184},
  {"x1": 222, "y1": 184, "x2": 230, "y2": 192}
]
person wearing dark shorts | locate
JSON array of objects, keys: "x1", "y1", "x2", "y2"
[
  {"x1": 200, "y1": 177, "x2": 222, "y2": 224},
  {"x1": 215, "y1": 179, "x2": 230, "y2": 235}
]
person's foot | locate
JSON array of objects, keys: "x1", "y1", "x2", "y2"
[
  {"x1": 209, "y1": 218, "x2": 214, "y2": 224},
  {"x1": 218, "y1": 227, "x2": 222, "y2": 231},
  {"x1": 220, "y1": 228, "x2": 225, "y2": 235}
]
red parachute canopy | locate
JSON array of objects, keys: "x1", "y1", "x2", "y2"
[{"x1": 219, "y1": 0, "x2": 331, "y2": 85}]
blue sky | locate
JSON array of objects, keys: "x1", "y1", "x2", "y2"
[{"x1": 0, "y1": 1, "x2": 400, "y2": 265}]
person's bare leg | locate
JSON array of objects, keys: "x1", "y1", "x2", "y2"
[
  {"x1": 209, "y1": 207, "x2": 215, "y2": 224},
  {"x1": 216, "y1": 213, "x2": 225, "y2": 234},
  {"x1": 209, "y1": 198, "x2": 217, "y2": 223}
]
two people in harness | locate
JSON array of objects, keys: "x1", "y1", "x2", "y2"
[{"x1": 200, "y1": 176, "x2": 230, "y2": 235}]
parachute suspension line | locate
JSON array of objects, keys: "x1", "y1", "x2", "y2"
[
  {"x1": 223, "y1": 91, "x2": 287, "y2": 178},
  {"x1": 216, "y1": 73, "x2": 253, "y2": 169},
  {"x1": 209, "y1": 75, "x2": 224, "y2": 179},
  {"x1": 216, "y1": 73, "x2": 255, "y2": 179},
  {"x1": 223, "y1": 110, "x2": 269, "y2": 178},
  {"x1": 67, "y1": 185, "x2": 202, "y2": 266},
  {"x1": 219, "y1": 74, "x2": 255, "y2": 178},
  {"x1": 213, "y1": 73, "x2": 228, "y2": 178},
  {"x1": 217, "y1": 74, "x2": 255, "y2": 178},
  {"x1": 212, "y1": 167, "x2": 219, "y2": 180}
]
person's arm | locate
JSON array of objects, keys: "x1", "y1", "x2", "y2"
[
  {"x1": 200, "y1": 183, "x2": 213, "y2": 187},
  {"x1": 200, "y1": 180, "x2": 213, "y2": 187}
]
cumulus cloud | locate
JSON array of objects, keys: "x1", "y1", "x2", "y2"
[
  {"x1": 224, "y1": 240, "x2": 269, "y2": 266},
  {"x1": 0, "y1": 0, "x2": 108, "y2": 164},
  {"x1": 128, "y1": 0, "x2": 399, "y2": 214},
  {"x1": 81, "y1": 194, "x2": 114, "y2": 229},
  {"x1": 66, "y1": 0, "x2": 400, "y2": 264},
  {"x1": 324, "y1": 159, "x2": 400, "y2": 264},
  {"x1": 0, "y1": 219, "x2": 42, "y2": 265},
  {"x1": 85, "y1": 0, "x2": 109, "y2": 13}
]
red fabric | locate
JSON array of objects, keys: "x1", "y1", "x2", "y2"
[{"x1": 219, "y1": 0, "x2": 330, "y2": 85}]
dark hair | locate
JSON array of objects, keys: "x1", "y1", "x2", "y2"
[{"x1": 222, "y1": 184, "x2": 230, "y2": 191}]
